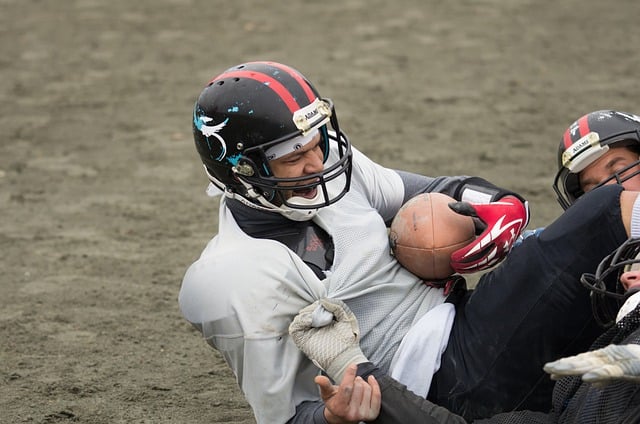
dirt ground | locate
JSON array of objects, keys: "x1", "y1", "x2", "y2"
[{"x1": 1, "y1": 0, "x2": 639, "y2": 422}]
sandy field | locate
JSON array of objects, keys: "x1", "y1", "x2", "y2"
[{"x1": 1, "y1": 0, "x2": 639, "y2": 422}]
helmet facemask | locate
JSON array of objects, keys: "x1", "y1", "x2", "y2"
[
  {"x1": 581, "y1": 237, "x2": 640, "y2": 327},
  {"x1": 240, "y1": 131, "x2": 352, "y2": 220},
  {"x1": 224, "y1": 99, "x2": 352, "y2": 221}
]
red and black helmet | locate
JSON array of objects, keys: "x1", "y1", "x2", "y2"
[
  {"x1": 553, "y1": 110, "x2": 640, "y2": 210},
  {"x1": 192, "y1": 61, "x2": 352, "y2": 220}
]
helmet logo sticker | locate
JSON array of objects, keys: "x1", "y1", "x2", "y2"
[
  {"x1": 562, "y1": 132, "x2": 607, "y2": 172},
  {"x1": 563, "y1": 132, "x2": 600, "y2": 163},
  {"x1": 293, "y1": 98, "x2": 331, "y2": 134},
  {"x1": 194, "y1": 109, "x2": 228, "y2": 161}
]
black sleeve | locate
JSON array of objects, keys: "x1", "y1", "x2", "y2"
[
  {"x1": 357, "y1": 363, "x2": 468, "y2": 424},
  {"x1": 395, "y1": 171, "x2": 525, "y2": 205},
  {"x1": 286, "y1": 400, "x2": 327, "y2": 424}
]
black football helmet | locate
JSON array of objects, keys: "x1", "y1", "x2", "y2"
[
  {"x1": 553, "y1": 110, "x2": 640, "y2": 210},
  {"x1": 192, "y1": 61, "x2": 352, "y2": 221},
  {"x1": 581, "y1": 237, "x2": 640, "y2": 327}
]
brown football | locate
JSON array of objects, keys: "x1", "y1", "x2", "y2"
[{"x1": 389, "y1": 192, "x2": 476, "y2": 280}]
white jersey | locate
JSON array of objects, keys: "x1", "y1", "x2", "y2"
[{"x1": 179, "y1": 146, "x2": 452, "y2": 423}]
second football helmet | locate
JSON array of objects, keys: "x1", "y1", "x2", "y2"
[{"x1": 553, "y1": 110, "x2": 640, "y2": 210}]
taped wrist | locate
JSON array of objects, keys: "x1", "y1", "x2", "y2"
[{"x1": 456, "y1": 177, "x2": 525, "y2": 204}]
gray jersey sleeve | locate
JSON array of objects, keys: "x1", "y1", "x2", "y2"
[{"x1": 395, "y1": 170, "x2": 522, "y2": 205}]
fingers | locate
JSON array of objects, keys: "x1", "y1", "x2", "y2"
[
  {"x1": 448, "y1": 201, "x2": 478, "y2": 218},
  {"x1": 320, "y1": 298, "x2": 350, "y2": 321},
  {"x1": 450, "y1": 197, "x2": 527, "y2": 273},
  {"x1": 345, "y1": 376, "x2": 379, "y2": 421},
  {"x1": 367, "y1": 375, "x2": 382, "y2": 417},
  {"x1": 544, "y1": 345, "x2": 631, "y2": 376},
  {"x1": 582, "y1": 363, "x2": 626, "y2": 382},
  {"x1": 320, "y1": 364, "x2": 381, "y2": 422},
  {"x1": 544, "y1": 344, "x2": 640, "y2": 387},
  {"x1": 290, "y1": 298, "x2": 350, "y2": 339},
  {"x1": 544, "y1": 351, "x2": 606, "y2": 376},
  {"x1": 448, "y1": 202, "x2": 486, "y2": 233},
  {"x1": 315, "y1": 375, "x2": 337, "y2": 401},
  {"x1": 300, "y1": 300, "x2": 321, "y2": 316},
  {"x1": 289, "y1": 301, "x2": 320, "y2": 335},
  {"x1": 319, "y1": 298, "x2": 360, "y2": 338},
  {"x1": 319, "y1": 363, "x2": 358, "y2": 405},
  {"x1": 320, "y1": 298, "x2": 346, "y2": 321},
  {"x1": 310, "y1": 304, "x2": 335, "y2": 327}
]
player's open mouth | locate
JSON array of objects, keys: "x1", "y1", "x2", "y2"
[{"x1": 292, "y1": 186, "x2": 318, "y2": 199}]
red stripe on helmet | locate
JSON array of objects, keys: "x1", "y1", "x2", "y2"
[
  {"x1": 577, "y1": 114, "x2": 591, "y2": 138},
  {"x1": 264, "y1": 62, "x2": 317, "y2": 102},
  {"x1": 563, "y1": 114, "x2": 592, "y2": 149},
  {"x1": 563, "y1": 128, "x2": 572, "y2": 149},
  {"x1": 209, "y1": 70, "x2": 301, "y2": 113}
]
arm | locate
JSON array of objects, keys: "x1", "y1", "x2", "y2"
[
  {"x1": 286, "y1": 401, "x2": 328, "y2": 424},
  {"x1": 357, "y1": 363, "x2": 467, "y2": 424},
  {"x1": 306, "y1": 361, "x2": 467, "y2": 424},
  {"x1": 179, "y1": 237, "x2": 328, "y2": 424},
  {"x1": 351, "y1": 147, "x2": 520, "y2": 221},
  {"x1": 289, "y1": 299, "x2": 467, "y2": 424},
  {"x1": 314, "y1": 365, "x2": 381, "y2": 424},
  {"x1": 395, "y1": 171, "x2": 522, "y2": 205}
]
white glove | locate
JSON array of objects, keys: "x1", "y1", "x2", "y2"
[
  {"x1": 289, "y1": 298, "x2": 369, "y2": 382},
  {"x1": 544, "y1": 344, "x2": 640, "y2": 388}
]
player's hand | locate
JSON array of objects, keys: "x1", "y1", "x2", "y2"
[
  {"x1": 448, "y1": 195, "x2": 529, "y2": 273},
  {"x1": 289, "y1": 298, "x2": 369, "y2": 382},
  {"x1": 544, "y1": 344, "x2": 640, "y2": 388},
  {"x1": 316, "y1": 364, "x2": 381, "y2": 424}
]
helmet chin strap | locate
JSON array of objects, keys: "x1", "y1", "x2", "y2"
[
  {"x1": 203, "y1": 167, "x2": 317, "y2": 220},
  {"x1": 274, "y1": 192, "x2": 323, "y2": 222},
  {"x1": 254, "y1": 193, "x2": 319, "y2": 222},
  {"x1": 228, "y1": 178, "x2": 320, "y2": 221}
]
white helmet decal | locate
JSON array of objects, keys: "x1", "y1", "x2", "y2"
[{"x1": 194, "y1": 111, "x2": 228, "y2": 161}]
